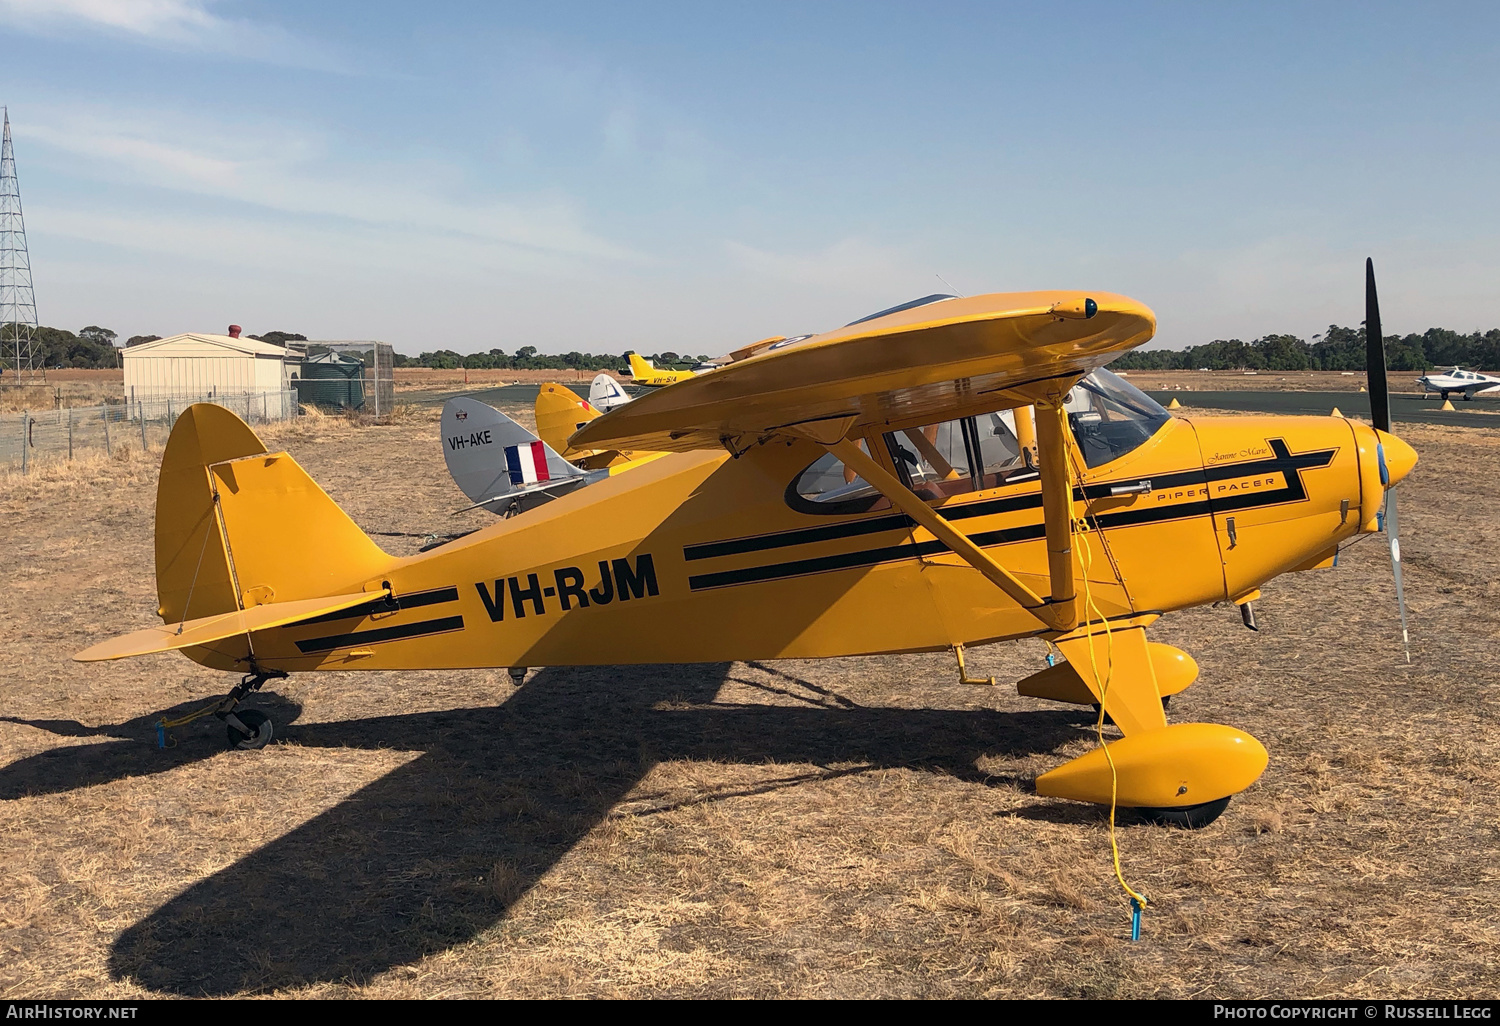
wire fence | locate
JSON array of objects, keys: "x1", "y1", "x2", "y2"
[{"x1": 2, "y1": 390, "x2": 298, "y2": 472}]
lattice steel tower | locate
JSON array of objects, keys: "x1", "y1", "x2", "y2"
[{"x1": 0, "y1": 107, "x2": 39, "y2": 379}]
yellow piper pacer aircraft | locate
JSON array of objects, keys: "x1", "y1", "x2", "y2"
[
  {"x1": 76, "y1": 285, "x2": 1417, "y2": 828},
  {"x1": 627, "y1": 351, "x2": 695, "y2": 387}
]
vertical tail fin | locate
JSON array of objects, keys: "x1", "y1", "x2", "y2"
[
  {"x1": 155, "y1": 404, "x2": 267, "y2": 623},
  {"x1": 587, "y1": 373, "x2": 632, "y2": 411},
  {"x1": 442, "y1": 397, "x2": 585, "y2": 507},
  {"x1": 155, "y1": 404, "x2": 393, "y2": 625},
  {"x1": 535, "y1": 382, "x2": 601, "y2": 456},
  {"x1": 628, "y1": 352, "x2": 656, "y2": 380}
]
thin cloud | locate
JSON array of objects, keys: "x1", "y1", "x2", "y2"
[
  {"x1": 23, "y1": 102, "x2": 646, "y2": 267},
  {"x1": 0, "y1": 0, "x2": 347, "y2": 70}
]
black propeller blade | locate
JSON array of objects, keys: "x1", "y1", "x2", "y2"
[
  {"x1": 1366, "y1": 257, "x2": 1390, "y2": 433},
  {"x1": 1366, "y1": 258, "x2": 1410, "y2": 663}
]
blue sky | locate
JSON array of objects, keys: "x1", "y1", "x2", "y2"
[{"x1": 1, "y1": 0, "x2": 1496, "y2": 355}]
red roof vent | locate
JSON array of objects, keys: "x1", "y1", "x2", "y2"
[{"x1": 228, "y1": 324, "x2": 242, "y2": 338}]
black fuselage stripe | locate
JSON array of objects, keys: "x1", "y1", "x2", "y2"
[
  {"x1": 684, "y1": 513, "x2": 912, "y2": 560},
  {"x1": 684, "y1": 492, "x2": 1060, "y2": 561},
  {"x1": 294, "y1": 615, "x2": 465, "y2": 653},
  {"x1": 286, "y1": 586, "x2": 461, "y2": 627},
  {"x1": 684, "y1": 444, "x2": 1336, "y2": 564},
  {"x1": 686, "y1": 444, "x2": 1337, "y2": 592}
]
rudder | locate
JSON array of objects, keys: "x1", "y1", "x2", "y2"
[
  {"x1": 535, "y1": 382, "x2": 600, "y2": 457},
  {"x1": 155, "y1": 404, "x2": 268, "y2": 623},
  {"x1": 156, "y1": 404, "x2": 395, "y2": 626}
]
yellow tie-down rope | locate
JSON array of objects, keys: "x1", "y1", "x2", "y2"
[{"x1": 1068, "y1": 490, "x2": 1150, "y2": 926}]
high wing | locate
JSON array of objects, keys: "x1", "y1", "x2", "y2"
[{"x1": 570, "y1": 291, "x2": 1155, "y2": 454}]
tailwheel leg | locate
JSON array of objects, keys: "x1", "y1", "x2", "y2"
[{"x1": 216, "y1": 666, "x2": 287, "y2": 751}]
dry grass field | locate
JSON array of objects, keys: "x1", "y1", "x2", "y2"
[
  {"x1": 394, "y1": 368, "x2": 624, "y2": 393},
  {"x1": 1, "y1": 407, "x2": 1497, "y2": 999},
  {"x1": 1, "y1": 370, "x2": 127, "y2": 413}
]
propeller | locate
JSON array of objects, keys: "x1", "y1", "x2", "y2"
[{"x1": 1366, "y1": 258, "x2": 1411, "y2": 663}]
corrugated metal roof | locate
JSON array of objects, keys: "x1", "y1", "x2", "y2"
[{"x1": 122, "y1": 333, "x2": 294, "y2": 358}]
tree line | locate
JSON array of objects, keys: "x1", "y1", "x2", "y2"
[
  {"x1": 1111, "y1": 324, "x2": 1500, "y2": 372},
  {"x1": 17, "y1": 319, "x2": 1495, "y2": 374},
  {"x1": 1, "y1": 323, "x2": 705, "y2": 373},
  {"x1": 0, "y1": 325, "x2": 311, "y2": 370}
]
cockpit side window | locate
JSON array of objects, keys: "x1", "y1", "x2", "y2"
[
  {"x1": 1064, "y1": 368, "x2": 1171, "y2": 468},
  {"x1": 885, "y1": 413, "x2": 1031, "y2": 501}
]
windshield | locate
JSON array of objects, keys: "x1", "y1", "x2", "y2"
[{"x1": 1064, "y1": 368, "x2": 1171, "y2": 468}]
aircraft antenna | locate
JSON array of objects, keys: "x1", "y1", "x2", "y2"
[
  {"x1": 935, "y1": 273, "x2": 965, "y2": 297},
  {"x1": 0, "y1": 107, "x2": 40, "y2": 381}
]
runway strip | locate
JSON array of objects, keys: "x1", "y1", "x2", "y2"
[
  {"x1": 413, "y1": 383, "x2": 648, "y2": 407},
  {"x1": 413, "y1": 383, "x2": 1500, "y2": 430},
  {"x1": 1145, "y1": 390, "x2": 1500, "y2": 429}
]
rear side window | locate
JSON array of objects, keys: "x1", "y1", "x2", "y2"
[{"x1": 785, "y1": 444, "x2": 891, "y2": 516}]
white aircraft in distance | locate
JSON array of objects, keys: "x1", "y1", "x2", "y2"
[
  {"x1": 588, "y1": 373, "x2": 632, "y2": 411},
  {"x1": 1416, "y1": 367, "x2": 1500, "y2": 401}
]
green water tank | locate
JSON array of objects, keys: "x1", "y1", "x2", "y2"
[{"x1": 296, "y1": 352, "x2": 366, "y2": 410}]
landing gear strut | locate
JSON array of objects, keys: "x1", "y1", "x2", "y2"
[{"x1": 216, "y1": 666, "x2": 287, "y2": 750}]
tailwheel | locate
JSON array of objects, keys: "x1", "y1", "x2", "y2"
[
  {"x1": 225, "y1": 709, "x2": 273, "y2": 750},
  {"x1": 1134, "y1": 796, "x2": 1231, "y2": 829}
]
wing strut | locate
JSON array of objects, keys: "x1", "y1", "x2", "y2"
[
  {"x1": 819, "y1": 418, "x2": 1079, "y2": 633},
  {"x1": 1035, "y1": 402, "x2": 1078, "y2": 630}
]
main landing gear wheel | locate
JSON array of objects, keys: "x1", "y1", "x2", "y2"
[
  {"x1": 225, "y1": 709, "x2": 273, "y2": 750},
  {"x1": 1134, "y1": 795, "x2": 1231, "y2": 829}
]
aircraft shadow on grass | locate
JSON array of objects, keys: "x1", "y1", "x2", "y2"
[{"x1": 1, "y1": 663, "x2": 1092, "y2": 995}]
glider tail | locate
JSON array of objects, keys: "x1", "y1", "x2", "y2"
[
  {"x1": 441, "y1": 397, "x2": 586, "y2": 507},
  {"x1": 154, "y1": 403, "x2": 395, "y2": 626}
]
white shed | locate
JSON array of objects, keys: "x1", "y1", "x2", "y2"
[{"x1": 122, "y1": 333, "x2": 301, "y2": 402}]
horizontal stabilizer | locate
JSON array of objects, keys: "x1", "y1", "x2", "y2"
[
  {"x1": 74, "y1": 590, "x2": 383, "y2": 662},
  {"x1": 452, "y1": 475, "x2": 592, "y2": 514}
]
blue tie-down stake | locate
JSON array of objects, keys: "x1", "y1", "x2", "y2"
[
  {"x1": 1130, "y1": 897, "x2": 1144, "y2": 942},
  {"x1": 156, "y1": 721, "x2": 166, "y2": 749}
]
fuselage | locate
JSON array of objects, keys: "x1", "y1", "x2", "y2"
[
  {"x1": 627, "y1": 353, "x2": 695, "y2": 387},
  {"x1": 187, "y1": 394, "x2": 1411, "y2": 674},
  {"x1": 1417, "y1": 368, "x2": 1500, "y2": 398}
]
